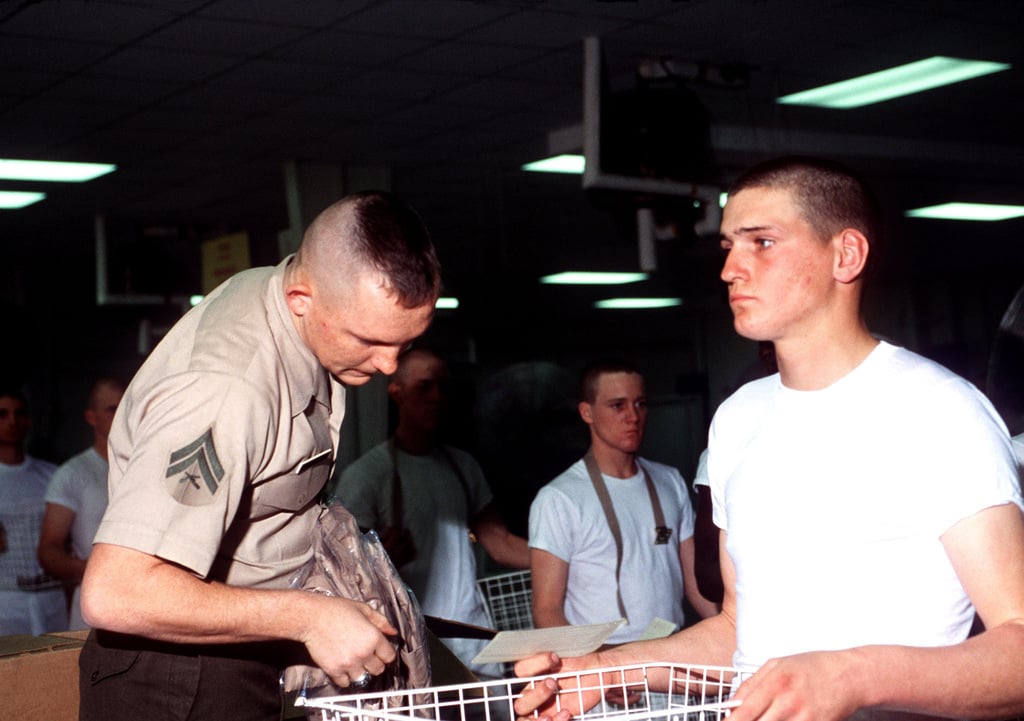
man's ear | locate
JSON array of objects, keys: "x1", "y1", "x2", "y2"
[
  {"x1": 578, "y1": 400, "x2": 594, "y2": 425},
  {"x1": 834, "y1": 228, "x2": 869, "y2": 284},
  {"x1": 84, "y1": 408, "x2": 97, "y2": 429},
  {"x1": 284, "y1": 281, "x2": 313, "y2": 317}
]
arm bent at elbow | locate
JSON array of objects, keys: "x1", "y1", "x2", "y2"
[
  {"x1": 472, "y1": 504, "x2": 530, "y2": 569},
  {"x1": 37, "y1": 503, "x2": 86, "y2": 582},
  {"x1": 530, "y1": 547, "x2": 571, "y2": 628}
]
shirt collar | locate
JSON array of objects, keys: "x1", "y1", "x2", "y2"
[{"x1": 267, "y1": 255, "x2": 333, "y2": 418}]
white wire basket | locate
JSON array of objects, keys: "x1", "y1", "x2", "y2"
[
  {"x1": 297, "y1": 662, "x2": 747, "y2": 721},
  {"x1": 476, "y1": 570, "x2": 534, "y2": 632}
]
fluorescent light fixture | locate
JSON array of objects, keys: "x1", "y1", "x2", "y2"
[
  {"x1": 521, "y1": 154, "x2": 585, "y2": 174},
  {"x1": 595, "y1": 297, "x2": 682, "y2": 309},
  {"x1": 905, "y1": 202, "x2": 1024, "y2": 221},
  {"x1": 0, "y1": 158, "x2": 117, "y2": 182},
  {"x1": 778, "y1": 56, "x2": 1010, "y2": 109},
  {"x1": 435, "y1": 296, "x2": 459, "y2": 310},
  {"x1": 0, "y1": 190, "x2": 46, "y2": 209},
  {"x1": 541, "y1": 271, "x2": 649, "y2": 285}
]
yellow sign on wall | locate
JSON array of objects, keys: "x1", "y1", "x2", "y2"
[{"x1": 201, "y1": 232, "x2": 250, "y2": 294}]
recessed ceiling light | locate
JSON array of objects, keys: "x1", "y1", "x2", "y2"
[
  {"x1": 0, "y1": 191, "x2": 46, "y2": 209},
  {"x1": 595, "y1": 297, "x2": 682, "y2": 309},
  {"x1": 778, "y1": 56, "x2": 1010, "y2": 109},
  {"x1": 0, "y1": 158, "x2": 117, "y2": 182},
  {"x1": 541, "y1": 271, "x2": 648, "y2": 285},
  {"x1": 435, "y1": 296, "x2": 460, "y2": 309},
  {"x1": 905, "y1": 202, "x2": 1024, "y2": 221},
  {"x1": 521, "y1": 154, "x2": 585, "y2": 174}
]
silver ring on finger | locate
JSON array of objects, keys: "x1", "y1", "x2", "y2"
[{"x1": 353, "y1": 670, "x2": 371, "y2": 688}]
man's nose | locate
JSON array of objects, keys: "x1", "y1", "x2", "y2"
[
  {"x1": 373, "y1": 349, "x2": 400, "y2": 376},
  {"x1": 720, "y1": 248, "x2": 743, "y2": 284}
]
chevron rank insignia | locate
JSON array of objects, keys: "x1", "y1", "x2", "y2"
[{"x1": 163, "y1": 428, "x2": 225, "y2": 506}]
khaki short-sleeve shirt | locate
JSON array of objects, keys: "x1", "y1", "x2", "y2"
[{"x1": 95, "y1": 257, "x2": 345, "y2": 589}]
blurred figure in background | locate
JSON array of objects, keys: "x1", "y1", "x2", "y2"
[
  {"x1": 0, "y1": 384, "x2": 66, "y2": 635},
  {"x1": 337, "y1": 348, "x2": 529, "y2": 677},
  {"x1": 529, "y1": 358, "x2": 717, "y2": 645},
  {"x1": 38, "y1": 376, "x2": 125, "y2": 630}
]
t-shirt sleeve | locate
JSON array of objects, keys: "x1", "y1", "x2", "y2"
[
  {"x1": 335, "y1": 449, "x2": 390, "y2": 529},
  {"x1": 915, "y1": 377, "x2": 1023, "y2": 537},
  {"x1": 669, "y1": 467, "x2": 696, "y2": 542},
  {"x1": 44, "y1": 463, "x2": 80, "y2": 512},
  {"x1": 454, "y1": 450, "x2": 493, "y2": 515},
  {"x1": 528, "y1": 484, "x2": 577, "y2": 563},
  {"x1": 691, "y1": 448, "x2": 710, "y2": 491},
  {"x1": 96, "y1": 372, "x2": 275, "y2": 578}
]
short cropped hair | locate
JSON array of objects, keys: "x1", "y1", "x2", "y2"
[
  {"x1": 346, "y1": 190, "x2": 441, "y2": 308},
  {"x1": 86, "y1": 376, "x2": 126, "y2": 409},
  {"x1": 730, "y1": 155, "x2": 882, "y2": 255},
  {"x1": 579, "y1": 358, "x2": 643, "y2": 403},
  {"x1": 0, "y1": 383, "x2": 28, "y2": 405}
]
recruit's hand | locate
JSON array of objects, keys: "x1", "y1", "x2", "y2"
[
  {"x1": 728, "y1": 650, "x2": 864, "y2": 721},
  {"x1": 513, "y1": 652, "x2": 609, "y2": 721},
  {"x1": 300, "y1": 594, "x2": 399, "y2": 688}
]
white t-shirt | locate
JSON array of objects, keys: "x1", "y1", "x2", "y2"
[
  {"x1": 45, "y1": 447, "x2": 108, "y2": 561},
  {"x1": 336, "y1": 442, "x2": 496, "y2": 673},
  {"x1": 45, "y1": 447, "x2": 109, "y2": 629},
  {"x1": 1012, "y1": 433, "x2": 1024, "y2": 477},
  {"x1": 692, "y1": 448, "x2": 710, "y2": 491},
  {"x1": 529, "y1": 457, "x2": 695, "y2": 644},
  {"x1": 709, "y1": 341, "x2": 1022, "y2": 672},
  {"x1": 0, "y1": 455, "x2": 67, "y2": 635},
  {"x1": 0, "y1": 456, "x2": 58, "y2": 590}
]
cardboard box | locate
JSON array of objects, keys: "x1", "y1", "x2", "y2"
[
  {"x1": 0, "y1": 630, "x2": 88, "y2": 721},
  {"x1": 2, "y1": 627, "x2": 477, "y2": 720}
]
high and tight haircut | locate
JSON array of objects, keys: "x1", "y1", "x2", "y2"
[
  {"x1": 729, "y1": 155, "x2": 883, "y2": 260},
  {"x1": 86, "y1": 375, "x2": 126, "y2": 409},
  {"x1": 579, "y1": 358, "x2": 643, "y2": 403},
  {"x1": 391, "y1": 346, "x2": 446, "y2": 385},
  {"x1": 345, "y1": 190, "x2": 441, "y2": 309}
]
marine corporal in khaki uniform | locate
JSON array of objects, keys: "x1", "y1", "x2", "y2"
[{"x1": 79, "y1": 191, "x2": 440, "y2": 721}]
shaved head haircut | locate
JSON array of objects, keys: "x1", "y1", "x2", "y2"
[
  {"x1": 579, "y1": 358, "x2": 643, "y2": 404},
  {"x1": 296, "y1": 190, "x2": 441, "y2": 309},
  {"x1": 87, "y1": 376, "x2": 125, "y2": 410},
  {"x1": 729, "y1": 156, "x2": 882, "y2": 261},
  {"x1": 391, "y1": 348, "x2": 447, "y2": 386}
]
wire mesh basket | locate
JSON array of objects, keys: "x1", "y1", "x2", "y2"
[
  {"x1": 476, "y1": 570, "x2": 534, "y2": 632},
  {"x1": 0, "y1": 502, "x2": 62, "y2": 592},
  {"x1": 298, "y1": 662, "x2": 747, "y2": 721}
]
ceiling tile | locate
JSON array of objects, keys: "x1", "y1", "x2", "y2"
[
  {"x1": 391, "y1": 40, "x2": 551, "y2": 77},
  {"x1": 139, "y1": 15, "x2": 308, "y2": 56},
  {"x1": 197, "y1": 0, "x2": 376, "y2": 28},
  {"x1": 0, "y1": 1, "x2": 180, "y2": 42},
  {"x1": 273, "y1": 28, "x2": 432, "y2": 66},
  {"x1": 89, "y1": 46, "x2": 241, "y2": 83},
  {"x1": 336, "y1": 0, "x2": 514, "y2": 39}
]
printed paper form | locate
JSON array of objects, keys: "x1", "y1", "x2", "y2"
[{"x1": 471, "y1": 619, "x2": 625, "y2": 665}]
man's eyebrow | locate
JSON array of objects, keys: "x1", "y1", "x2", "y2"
[
  {"x1": 720, "y1": 224, "x2": 778, "y2": 242},
  {"x1": 354, "y1": 332, "x2": 402, "y2": 347},
  {"x1": 733, "y1": 224, "x2": 774, "y2": 236}
]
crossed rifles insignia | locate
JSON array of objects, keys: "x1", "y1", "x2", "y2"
[{"x1": 164, "y1": 428, "x2": 225, "y2": 506}]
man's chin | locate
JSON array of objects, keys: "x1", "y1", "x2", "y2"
[{"x1": 335, "y1": 371, "x2": 375, "y2": 386}]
